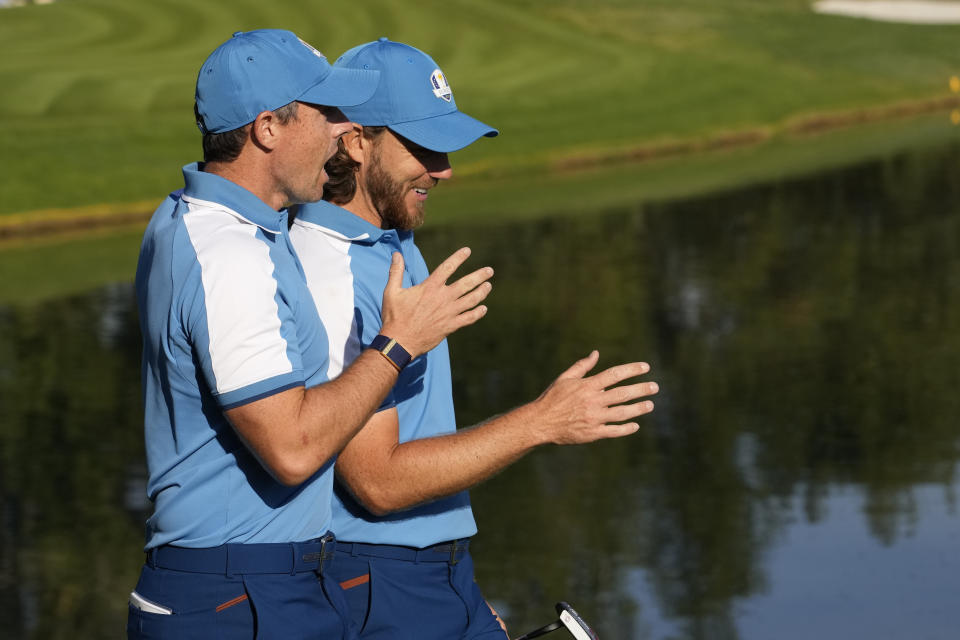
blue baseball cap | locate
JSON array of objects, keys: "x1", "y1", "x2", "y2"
[
  {"x1": 335, "y1": 38, "x2": 498, "y2": 153},
  {"x1": 195, "y1": 29, "x2": 380, "y2": 134}
]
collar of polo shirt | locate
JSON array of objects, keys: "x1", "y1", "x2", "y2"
[
  {"x1": 293, "y1": 200, "x2": 409, "y2": 246},
  {"x1": 181, "y1": 163, "x2": 288, "y2": 234}
]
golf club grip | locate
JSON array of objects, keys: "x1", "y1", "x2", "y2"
[{"x1": 513, "y1": 619, "x2": 563, "y2": 640}]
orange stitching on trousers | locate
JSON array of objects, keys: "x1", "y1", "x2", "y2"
[
  {"x1": 339, "y1": 573, "x2": 370, "y2": 590},
  {"x1": 215, "y1": 594, "x2": 248, "y2": 612}
]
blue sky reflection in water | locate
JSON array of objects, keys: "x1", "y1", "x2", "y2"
[
  {"x1": 614, "y1": 479, "x2": 960, "y2": 639},
  {"x1": 736, "y1": 482, "x2": 960, "y2": 640},
  {"x1": 3, "y1": 141, "x2": 960, "y2": 639}
]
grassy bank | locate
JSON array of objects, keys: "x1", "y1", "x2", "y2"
[
  {"x1": 3, "y1": 109, "x2": 960, "y2": 305},
  {"x1": 430, "y1": 111, "x2": 960, "y2": 227},
  {"x1": 2, "y1": 0, "x2": 960, "y2": 220}
]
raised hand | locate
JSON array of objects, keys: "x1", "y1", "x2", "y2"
[
  {"x1": 380, "y1": 247, "x2": 493, "y2": 358},
  {"x1": 532, "y1": 350, "x2": 658, "y2": 445}
]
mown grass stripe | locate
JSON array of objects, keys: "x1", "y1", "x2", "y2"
[{"x1": 1, "y1": 0, "x2": 960, "y2": 218}]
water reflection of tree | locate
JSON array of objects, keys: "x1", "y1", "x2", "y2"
[
  {"x1": 0, "y1": 285, "x2": 146, "y2": 639},
  {"x1": 421, "y1": 143, "x2": 960, "y2": 637}
]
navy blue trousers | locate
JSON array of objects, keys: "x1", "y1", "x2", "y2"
[
  {"x1": 330, "y1": 544, "x2": 507, "y2": 640},
  {"x1": 127, "y1": 539, "x2": 355, "y2": 639}
]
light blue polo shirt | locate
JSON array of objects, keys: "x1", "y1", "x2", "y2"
[
  {"x1": 136, "y1": 163, "x2": 335, "y2": 550},
  {"x1": 290, "y1": 200, "x2": 477, "y2": 548}
]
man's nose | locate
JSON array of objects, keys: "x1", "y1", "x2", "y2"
[{"x1": 426, "y1": 153, "x2": 452, "y2": 180}]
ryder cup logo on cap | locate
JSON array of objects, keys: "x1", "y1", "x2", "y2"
[
  {"x1": 334, "y1": 37, "x2": 497, "y2": 153},
  {"x1": 430, "y1": 70, "x2": 452, "y2": 102},
  {"x1": 195, "y1": 29, "x2": 379, "y2": 134}
]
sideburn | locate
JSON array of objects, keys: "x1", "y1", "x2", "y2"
[{"x1": 366, "y1": 146, "x2": 421, "y2": 231}]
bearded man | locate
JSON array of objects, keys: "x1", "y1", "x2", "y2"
[
  {"x1": 131, "y1": 30, "x2": 493, "y2": 640},
  {"x1": 289, "y1": 38, "x2": 659, "y2": 639}
]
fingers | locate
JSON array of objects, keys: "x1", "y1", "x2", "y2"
[
  {"x1": 591, "y1": 361, "x2": 651, "y2": 389},
  {"x1": 538, "y1": 365, "x2": 657, "y2": 445},
  {"x1": 603, "y1": 381, "x2": 659, "y2": 405},
  {"x1": 603, "y1": 399, "x2": 655, "y2": 424},
  {"x1": 450, "y1": 266, "x2": 494, "y2": 297},
  {"x1": 385, "y1": 252, "x2": 405, "y2": 293},
  {"x1": 539, "y1": 360, "x2": 657, "y2": 445},
  {"x1": 557, "y1": 350, "x2": 600, "y2": 380},
  {"x1": 427, "y1": 247, "x2": 472, "y2": 285},
  {"x1": 454, "y1": 280, "x2": 492, "y2": 313},
  {"x1": 573, "y1": 402, "x2": 654, "y2": 444},
  {"x1": 449, "y1": 304, "x2": 488, "y2": 331},
  {"x1": 573, "y1": 417, "x2": 644, "y2": 443},
  {"x1": 595, "y1": 422, "x2": 641, "y2": 440}
]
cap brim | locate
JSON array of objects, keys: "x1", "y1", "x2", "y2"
[
  {"x1": 299, "y1": 66, "x2": 380, "y2": 108},
  {"x1": 388, "y1": 110, "x2": 498, "y2": 153}
]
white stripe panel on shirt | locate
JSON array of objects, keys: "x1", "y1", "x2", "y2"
[
  {"x1": 184, "y1": 203, "x2": 294, "y2": 395},
  {"x1": 291, "y1": 223, "x2": 362, "y2": 379}
]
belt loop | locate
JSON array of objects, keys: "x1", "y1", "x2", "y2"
[
  {"x1": 350, "y1": 542, "x2": 359, "y2": 558},
  {"x1": 146, "y1": 548, "x2": 156, "y2": 569},
  {"x1": 290, "y1": 542, "x2": 297, "y2": 576},
  {"x1": 225, "y1": 544, "x2": 233, "y2": 578},
  {"x1": 450, "y1": 540, "x2": 461, "y2": 566},
  {"x1": 318, "y1": 533, "x2": 333, "y2": 575}
]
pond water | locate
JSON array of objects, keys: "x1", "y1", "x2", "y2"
[{"x1": 2, "y1": 141, "x2": 960, "y2": 639}]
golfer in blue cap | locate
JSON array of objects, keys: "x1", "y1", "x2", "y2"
[
  {"x1": 290, "y1": 38, "x2": 659, "y2": 639},
  {"x1": 130, "y1": 30, "x2": 493, "y2": 639}
]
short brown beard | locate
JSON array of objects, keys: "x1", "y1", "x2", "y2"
[{"x1": 365, "y1": 144, "x2": 425, "y2": 231}]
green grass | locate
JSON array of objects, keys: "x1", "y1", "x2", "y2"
[
  {"x1": 3, "y1": 109, "x2": 959, "y2": 306},
  {"x1": 2, "y1": 0, "x2": 960, "y2": 216},
  {"x1": 0, "y1": 225, "x2": 144, "y2": 304}
]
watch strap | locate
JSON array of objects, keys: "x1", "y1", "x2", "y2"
[{"x1": 369, "y1": 334, "x2": 412, "y2": 372}]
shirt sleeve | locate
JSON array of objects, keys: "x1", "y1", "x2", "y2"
[{"x1": 181, "y1": 212, "x2": 305, "y2": 409}]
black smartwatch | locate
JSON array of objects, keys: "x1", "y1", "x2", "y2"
[{"x1": 369, "y1": 334, "x2": 412, "y2": 372}]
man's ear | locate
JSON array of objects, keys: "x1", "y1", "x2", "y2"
[
  {"x1": 341, "y1": 125, "x2": 366, "y2": 164},
  {"x1": 249, "y1": 110, "x2": 283, "y2": 151}
]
